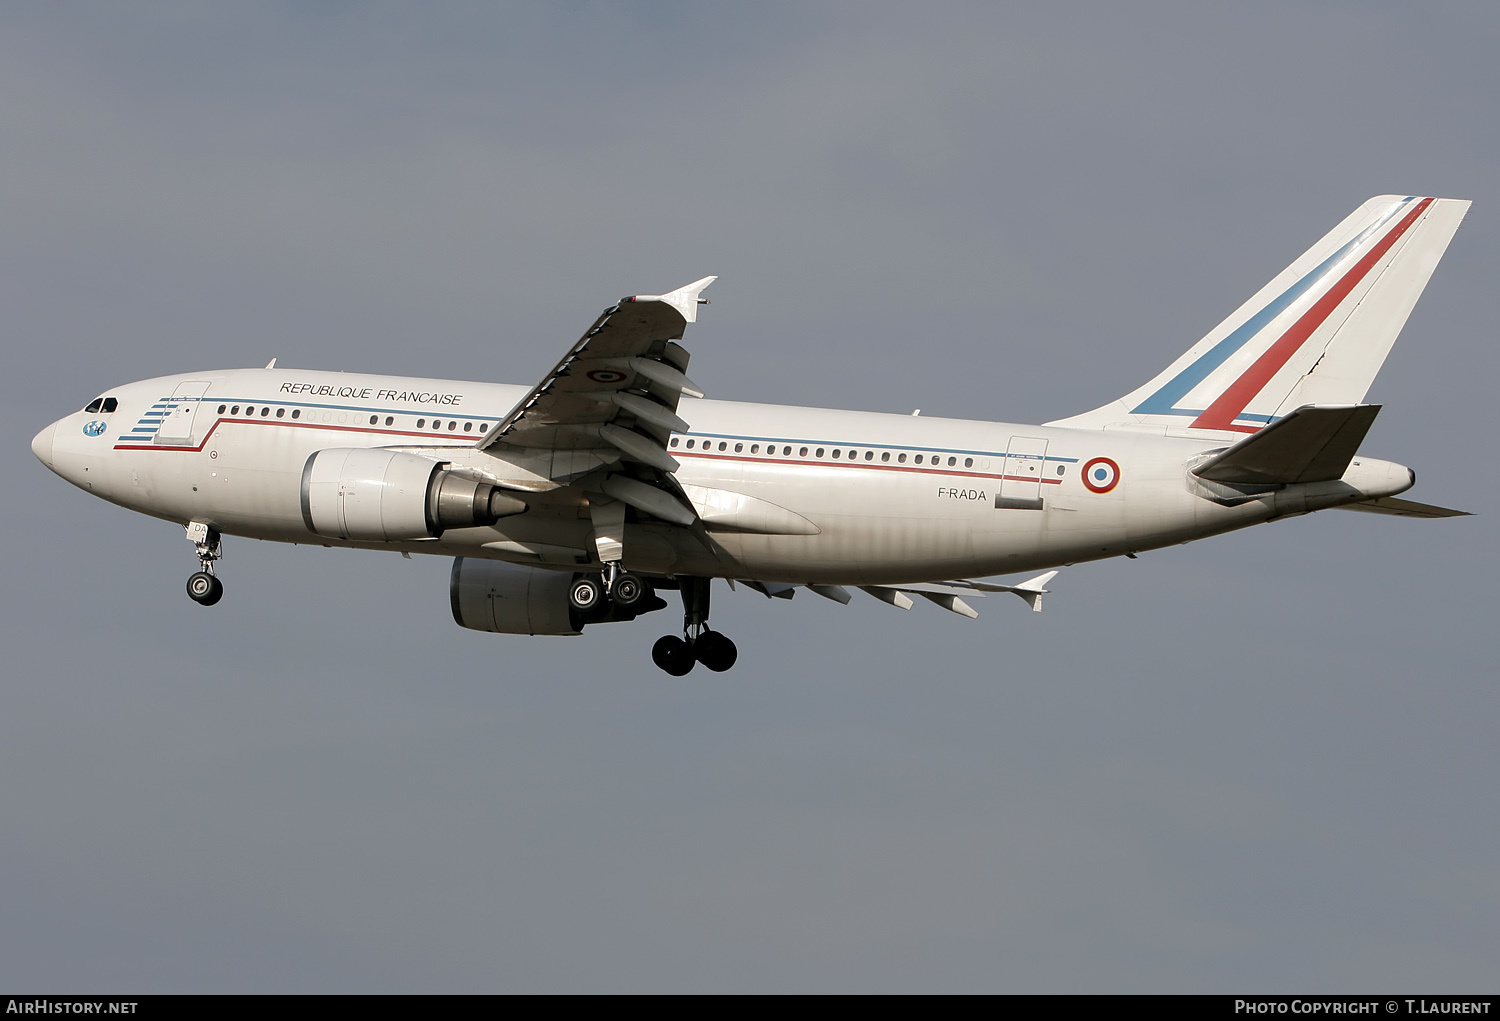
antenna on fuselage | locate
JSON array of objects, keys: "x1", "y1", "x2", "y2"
[{"x1": 264, "y1": 358, "x2": 277, "y2": 369}]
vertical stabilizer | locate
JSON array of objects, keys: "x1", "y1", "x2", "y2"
[{"x1": 1046, "y1": 196, "x2": 1470, "y2": 439}]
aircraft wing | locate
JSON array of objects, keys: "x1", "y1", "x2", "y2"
[
  {"x1": 478, "y1": 278, "x2": 715, "y2": 496},
  {"x1": 735, "y1": 571, "x2": 1060, "y2": 617}
]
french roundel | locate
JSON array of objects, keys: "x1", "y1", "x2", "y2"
[
  {"x1": 1081, "y1": 457, "x2": 1120, "y2": 494},
  {"x1": 586, "y1": 368, "x2": 628, "y2": 384}
]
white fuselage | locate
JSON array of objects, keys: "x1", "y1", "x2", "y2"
[{"x1": 34, "y1": 367, "x2": 1415, "y2": 584}]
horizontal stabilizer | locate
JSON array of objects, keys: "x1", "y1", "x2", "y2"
[
  {"x1": 1193, "y1": 404, "x2": 1380, "y2": 485},
  {"x1": 1338, "y1": 496, "x2": 1471, "y2": 518}
]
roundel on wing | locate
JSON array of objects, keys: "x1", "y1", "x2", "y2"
[
  {"x1": 1081, "y1": 456, "x2": 1120, "y2": 494},
  {"x1": 585, "y1": 368, "x2": 628, "y2": 384}
]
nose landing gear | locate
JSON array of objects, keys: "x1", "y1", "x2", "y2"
[
  {"x1": 187, "y1": 571, "x2": 223, "y2": 606},
  {"x1": 651, "y1": 577, "x2": 738, "y2": 675},
  {"x1": 185, "y1": 521, "x2": 223, "y2": 606}
]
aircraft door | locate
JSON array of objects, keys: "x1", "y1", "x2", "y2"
[
  {"x1": 996, "y1": 436, "x2": 1048, "y2": 510},
  {"x1": 155, "y1": 381, "x2": 213, "y2": 445}
]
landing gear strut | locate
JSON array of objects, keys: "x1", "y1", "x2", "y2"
[
  {"x1": 185, "y1": 521, "x2": 223, "y2": 606},
  {"x1": 651, "y1": 577, "x2": 738, "y2": 675}
]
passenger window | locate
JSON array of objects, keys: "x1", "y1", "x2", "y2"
[
  {"x1": 866, "y1": 451, "x2": 875, "y2": 461},
  {"x1": 231, "y1": 406, "x2": 240, "y2": 415},
  {"x1": 217, "y1": 405, "x2": 227, "y2": 414},
  {"x1": 735, "y1": 443, "x2": 743, "y2": 453},
  {"x1": 417, "y1": 419, "x2": 425, "y2": 428},
  {"x1": 670, "y1": 437, "x2": 679, "y2": 447},
  {"x1": 718, "y1": 441, "x2": 727, "y2": 451},
  {"x1": 948, "y1": 456, "x2": 957, "y2": 466},
  {"x1": 261, "y1": 407, "x2": 270, "y2": 417},
  {"x1": 914, "y1": 454, "x2": 923, "y2": 464},
  {"x1": 751, "y1": 444, "x2": 759, "y2": 454},
  {"x1": 1056, "y1": 464, "x2": 1065, "y2": 475},
  {"x1": 964, "y1": 457, "x2": 973, "y2": 467},
  {"x1": 369, "y1": 415, "x2": 378, "y2": 425},
  {"x1": 816, "y1": 448, "x2": 825, "y2": 457},
  {"x1": 464, "y1": 422, "x2": 473, "y2": 432},
  {"x1": 386, "y1": 417, "x2": 394, "y2": 426},
  {"x1": 291, "y1": 409, "x2": 301, "y2": 419},
  {"x1": 246, "y1": 407, "x2": 255, "y2": 415},
  {"x1": 84, "y1": 399, "x2": 103, "y2": 413},
  {"x1": 276, "y1": 408, "x2": 285, "y2": 418},
  {"x1": 800, "y1": 447, "x2": 809, "y2": 457},
  {"x1": 448, "y1": 421, "x2": 457, "y2": 431},
  {"x1": 686, "y1": 439, "x2": 695, "y2": 449},
  {"x1": 831, "y1": 449, "x2": 840, "y2": 459},
  {"x1": 898, "y1": 453, "x2": 906, "y2": 463},
  {"x1": 784, "y1": 446, "x2": 792, "y2": 456}
]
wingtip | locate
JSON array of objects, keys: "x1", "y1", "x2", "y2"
[{"x1": 623, "y1": 276, "x2": 718, "y2": 323}]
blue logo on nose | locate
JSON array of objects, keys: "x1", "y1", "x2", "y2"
[{"x1": 83, "y1": 420, "x2": 107, "y2": 437}]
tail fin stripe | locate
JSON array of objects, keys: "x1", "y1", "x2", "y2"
[
  {"x1": 1191, "y1": 197, "x2": 1433, "y2": 432},
  {"x1": 1131, "y1": 198, "x2": 1417, "y2": 421}
]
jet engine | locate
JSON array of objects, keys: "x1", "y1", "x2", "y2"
[
  {"x1": 300, "y1": 448, "x2": 526, "y2": 541},
  {"x1": 450, "y1": 558, "x2": 584, "y2": 636}
]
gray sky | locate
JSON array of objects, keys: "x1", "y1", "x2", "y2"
[{"x1": 3, "y1": 1, "x2": 1497, "y2": 992}]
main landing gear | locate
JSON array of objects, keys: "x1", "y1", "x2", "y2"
[
  {"x1": 184, "y1": 522, "x2": 223, "y2": 606},
  {"x1": 567, "y1": 562, "x2": 649, "y2": 615},
  {"x1": 651, "y1": 577, "x2": 738, "y2": 676}
]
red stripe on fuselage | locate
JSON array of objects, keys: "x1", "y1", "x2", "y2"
[{"x1": 1191, "y1": 197, "x2": 1433, "y2": 433}]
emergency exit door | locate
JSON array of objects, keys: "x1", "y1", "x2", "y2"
[
  {"x1": 995, "y1": 436, "x2": 1048, "y2": 510},
  {"x1": 155, "y1": 381, "x2": 213, "y2": 445}
]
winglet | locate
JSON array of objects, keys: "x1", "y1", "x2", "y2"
[
  {"x1": 1011, "y1": 570, "x2": 1058, "y2": 612},
  {"x1": 624, "y1": 276, "x2": 717, "y2": 324},
  {"x1": 969, "y1": 570, "x2": 1059, "y2": 611}
]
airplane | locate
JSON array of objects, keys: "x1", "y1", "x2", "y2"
[{"x1": 31, "y1": 195, "x2": 1472, "y2": 675}]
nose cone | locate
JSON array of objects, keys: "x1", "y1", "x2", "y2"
[{"x1": 31, "y1": 421, "x2": 56, "y2": 470}]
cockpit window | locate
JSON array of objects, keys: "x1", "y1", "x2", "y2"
[
  {"x1": 84, "y1": 397, "x2": 118, "y2": 414},
  {"x1": 102, "y1": 397, "x2": 118, "y2": 413},
  {"x1": 84, "y1": 399, "x2": 103, "y2": 413}
]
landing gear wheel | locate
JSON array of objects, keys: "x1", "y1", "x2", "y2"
[
  {"x1": 652, "y1": 635, "x2": 696, "y2": 676},
  {"x1": 568, "y1": 575, "x2": 605, "y2": 614},
  {"x1": 187, "y1": 571, "x2": 223, "y2": 606},
  {"x1": 692, "y1": 630, "x2": 738, "y2": 673},
  {"x1": 611, "y1": 572, "x2": 646, "y2": 609}
]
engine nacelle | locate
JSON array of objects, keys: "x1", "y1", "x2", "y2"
[
  {"x1": 301, "y1": 447, "x2": 526, "y2": 541},
  {"x1": 450, "y1": 558, "x2": 582, "y2": 636}
]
